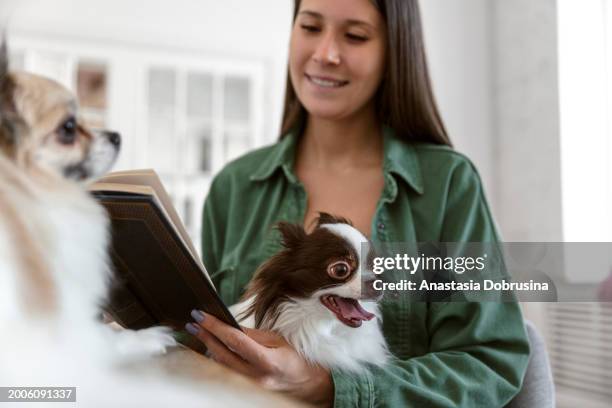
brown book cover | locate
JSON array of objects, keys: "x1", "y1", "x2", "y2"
[{"x1": 89, "y1": 170, "x2": 241, "y2": 340}]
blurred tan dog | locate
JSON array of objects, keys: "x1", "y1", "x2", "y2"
[
  {"x1": 0, "y1": 39, "x2": 281, "y2": 407},
  {"x1": 0, "y1": 34, "x2": 175, "y2": 380},
  {"x1": 0, "y1": 46, "x2": 122, "y2": 323}
]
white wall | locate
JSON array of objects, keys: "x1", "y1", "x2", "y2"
[
  {"x1": 490, "y1": 0, "x2": 563, "y2": 349},
  {"x1": 422, "y1": 0, "x2": 563, "y2": 244},
  {"x1": 420, "y1": 0, "x2": 496, "y2": 207},
  {"x1": 492, "y1": 0, "x2": 562, "y2": 242}
]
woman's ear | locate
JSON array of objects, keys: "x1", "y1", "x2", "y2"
[{"x1": 276, "y1": 221, "x2": 307, "y2": 250}]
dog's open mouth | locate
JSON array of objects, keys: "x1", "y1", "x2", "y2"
[{"x1": 320, "y1": 295, "x2": 375, "y2": 328}]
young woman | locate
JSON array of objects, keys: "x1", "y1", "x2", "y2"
[{"x1": 186, "y1": 0, "x2": 530, "y2": 406}]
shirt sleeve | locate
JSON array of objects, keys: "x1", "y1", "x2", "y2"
[{"x1": 331, "y1": 159, "x2": 531, "y2": 407}]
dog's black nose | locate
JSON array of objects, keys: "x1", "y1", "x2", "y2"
[{"x1": 105, "y1": 131, "x2": 121, "y2": 147}]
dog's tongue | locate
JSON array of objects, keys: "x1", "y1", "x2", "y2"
[{"x1": 336, "y1": 297, "x2": 375, "y2": 322}]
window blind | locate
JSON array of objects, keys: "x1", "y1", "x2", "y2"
[{"x1": 548, "y1": 303, "x2": 612, "y2": 406}]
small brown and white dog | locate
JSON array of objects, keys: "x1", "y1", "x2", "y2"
[
  {"x1": 231, "y1": 213, "x2": 389, "y2": 373},
  {"x1": 0, "y1": 40, "x2": 272, "y2": 407}
]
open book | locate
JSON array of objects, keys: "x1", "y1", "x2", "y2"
[{"x1": 89, "y1": 169, "x2": 241, "y2": 338}]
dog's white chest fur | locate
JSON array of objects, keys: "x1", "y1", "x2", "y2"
[
  {"x1": 48, "y1": 193, "x2": 109, "y2": 307},
  {"x1": 0, "y1": 174, "x2": 108, "y2": 323},
  {"x1": 231, "y1": 296, "x2": 389, "y2": 373}
]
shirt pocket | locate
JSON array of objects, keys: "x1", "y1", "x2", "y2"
[
  {"x1": 233, "y1": 257, "x2": 266, "y2": 300},
  {"x1": 380, "y1": 296, "x2": 414, "y2": 359}
]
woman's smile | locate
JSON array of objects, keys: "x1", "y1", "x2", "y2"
[{"x1": 305, "y1": 73, "x2": 349, "y2": 90}]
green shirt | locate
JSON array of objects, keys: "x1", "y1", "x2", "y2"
[{"x1": 201, "y1": 127, "x2": 530, "y2": 407}]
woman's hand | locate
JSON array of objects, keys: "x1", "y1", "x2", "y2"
[{"x1": 185, "y1": 310, "x2": 334, "y2": 407}]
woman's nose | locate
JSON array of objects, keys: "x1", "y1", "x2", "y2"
[{"x1": 312, "y1": 32, "x2": 341, "y2": 65}]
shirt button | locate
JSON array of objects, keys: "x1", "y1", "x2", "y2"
[{"x1": 377, "y1": 222, "x2": 385, "y2": 230}]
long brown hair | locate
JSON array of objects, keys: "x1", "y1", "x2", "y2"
[{"x1": 280, "y1": 0, "x2": 452, "y2": 147}]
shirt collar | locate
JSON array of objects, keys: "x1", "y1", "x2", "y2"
[
  {"x1": 249, "y1": 131, "x2": 300, "y2": 184},
  {"x1": 249, "y1": 126, "x2": 424, "y2": 195},
  {"x1": 382, "y1": 126, "x2": 424, "y2": 195}
]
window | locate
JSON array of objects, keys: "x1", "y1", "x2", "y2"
[
  {"x1": 27, "y1": 51, "x2": 73, "y2": 89},
  {"x1": 7, "y1": 36, "x2": 266, "y2": 255},
  {"x1": 77, "y1": 62, "x2": 107, "y2": 128},
  {"x1": 548, "y1": 303, "x2": 612, "y2": 407},
  {"x1": 558, "y1": 0, "x2": 612, "y2": 255},
  {"x1": 553, "y1": 2, "x2": 612, "y2": 407},
  {"x1": 145, "y1": 66, "x2": 259, "y2": 253}
]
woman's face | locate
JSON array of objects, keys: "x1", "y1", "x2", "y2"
[{"x1": 289, "y1": 0, "x2": 386, "y2": 121}]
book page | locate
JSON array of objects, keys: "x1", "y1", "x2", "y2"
[
  {"x1": 89, "y1": 182, "x2": 188, "y2": 257},
  {"x1": 93, "y1": 170, "x2": 199, "y2": 260},
  {"x1": 90, "y1": 170, "x2": 209, "y2": 278},
  {"x1": 90, "y1": 182, "x2": 156, "y2": 197},
  {"x1": 90, "y1": 182, "x2": 173, "y2": 220}
]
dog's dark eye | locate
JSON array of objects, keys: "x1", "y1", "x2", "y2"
[
  {"x1": 327, "y1": 261, "x2": 351, "y2": 280},
  {"x1": 58, "y1": 117, "x2": 77, "y2": 145}
]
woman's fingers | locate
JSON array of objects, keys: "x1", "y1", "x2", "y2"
[
  {"x1": 191, "y1": 311, "x2": 273, "y2": 370},
  {"x1": 186, "y1": 323, "x2": 253, "y2": 376},
  {"x1": 243, "y1": 327, "x2": 285, "y2": 347}
]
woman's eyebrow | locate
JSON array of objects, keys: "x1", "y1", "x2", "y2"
[
  {"x1": 346, "y1": 19, "x2": 376, "y2": 29},
  {"x1": 298, "y1": 10, "x2": 376, "y2": 29},
  {"x1": 298, "y1": 10, "x2": 322, "y2": 19}
]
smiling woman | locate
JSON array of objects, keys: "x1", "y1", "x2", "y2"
[
  {"x1": 288, "y1": 1, "x2": 386, "y2": 121},
  {"x1": 282, "y1": 0, "x2": 450, "y2": 146},
  {"x1": 191, "y1": 0, "x2": 530, "y2": 407}
]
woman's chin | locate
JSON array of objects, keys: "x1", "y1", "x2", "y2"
[
  {"x1": 303, "y1": 104, "x2": 357, "y2": 122},
  {"x1": 301, "y1": 94, "x2": 376, "y2": 124}
]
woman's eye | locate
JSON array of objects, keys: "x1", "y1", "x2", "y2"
[
  {"x1": 327, "y1": 261, "x2": 351, "y2": 280},
  {"x1": 300, "y1": 24, "x2": 320, "y2": 33},
  {"x1": 346, "y1": 33, "x2": 368, "y2": 42},
  {"x1": 57, "y1": 117, "x2": 77, "y2": 145}
]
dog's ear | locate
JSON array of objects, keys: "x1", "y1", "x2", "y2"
[
  {"x1": 316, "y1": 212, "x2": 353, "y2": 228},
  {"x1": 0, "y1": 36, "x2": 14, "y2": 107},
  {"x1": 0, "y1": 36, "x2": 6, "y2": 79},
  {"x1": 275, "y1": 221, "x2": 307, "y2": 250},
  {"x1": 0, "y1": 36, "x2": 23, "y2": 156},
  {"x1": 239, "y1": 256, "x2": 287, "y2": 329}
]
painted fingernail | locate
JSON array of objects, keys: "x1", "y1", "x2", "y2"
[
  {"x1": 185, "y1": 322, "x2": 200, "y2": 335},
  {"x1": 191, "y1": 309, "x2": 205, "y2": 323}
]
